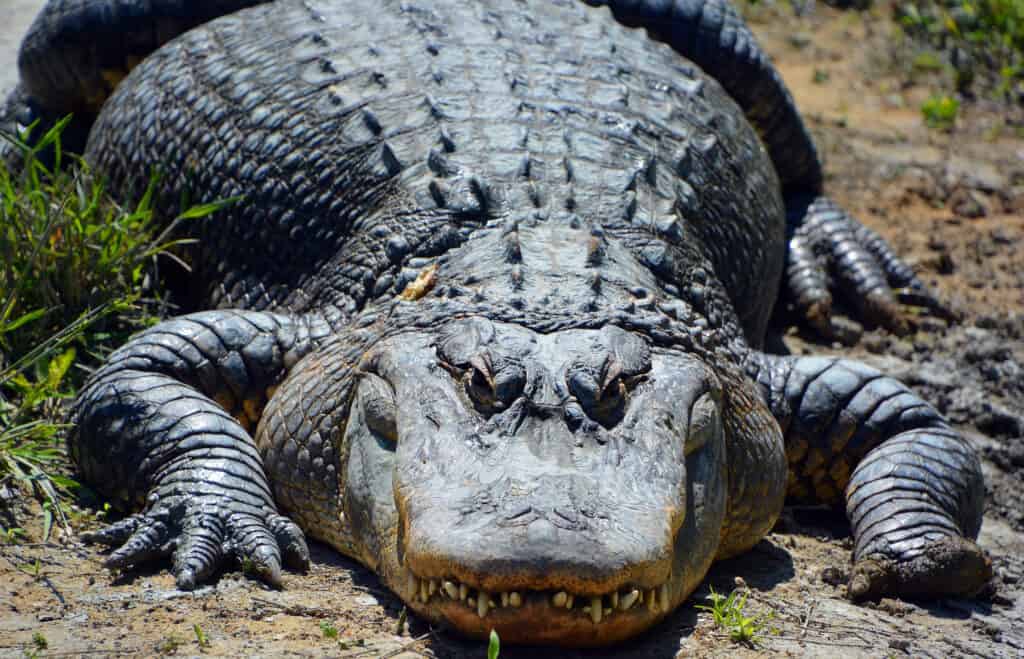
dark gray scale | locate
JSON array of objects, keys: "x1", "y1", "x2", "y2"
[{"x1": 83, "y1": 0, "x2": 786, "y2": 343}]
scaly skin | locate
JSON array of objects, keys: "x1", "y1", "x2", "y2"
[{"x1": 7, "y1": 0, "x2": 990, "y2": 646}]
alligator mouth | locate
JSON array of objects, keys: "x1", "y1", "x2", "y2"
[
  {"x1": 403, "y1": 569, "x2": 676, "y2": 644},
  {"x1": 408, "y1": 570, "x2": 670, "y2": 621}
]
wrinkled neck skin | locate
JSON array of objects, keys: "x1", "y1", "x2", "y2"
[{"x1": 273, "y1": 218, "x2": 777, "y2": 645}]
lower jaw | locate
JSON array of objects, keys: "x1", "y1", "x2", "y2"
[
  {"x1": 433, "y1": 599, "x2": 668, "y2": 646},
  {"x1": 403, "y1": 579, "x2": 678, "y2": 646}
]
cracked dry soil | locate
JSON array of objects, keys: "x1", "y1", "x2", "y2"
[{"x1": 1, "y1": 1, "x2": 1023, "y2": 657}]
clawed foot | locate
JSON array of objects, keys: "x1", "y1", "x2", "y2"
[
  {"x1": 848, "y1": 536, "x2": 992, "y2": 602},
  {"x1": 785, "y1": 196, "x2": 953, "y2": 339},
  {"x1": 83, "y1": 497, "x2": 310, "y2": 590}
]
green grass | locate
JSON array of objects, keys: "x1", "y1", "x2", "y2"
[
  {"x1": 921, "y1": 93, "x2": 962, "y2": 128},
  {"x1": 696, "y1": 586, "x2": 775, "y2": 647},
  {"x1": 320, "y1": 620, "x2": 339, "y2": 639},
  {"x1": 193, "y1": 623, "x2": 210, "y2": 650},
  {"x1": 896, "y1": 0, "x2": 1024, "y2": 99},
  {"x1": 0, "y1": 119, "x2": 231, "y2": 538},
  {"x1": 487, "y1": 629, "x2": 500, "y2": 659}
]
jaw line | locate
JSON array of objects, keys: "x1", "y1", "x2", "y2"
[{"x1": 396, "y1": 564, "x2": 685, "y2": 645}]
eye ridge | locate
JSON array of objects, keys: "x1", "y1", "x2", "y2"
[
  {"x1": 465, "y1": 366, "x2": 500, "y2": 409},
  {"x1": 358, "y1": 372, "x2": 399, "y2": 445},
  {"x1": 685, "y1": 391, "x2": 719, "y2": 455}
]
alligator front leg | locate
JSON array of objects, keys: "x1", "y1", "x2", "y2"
[
  {"x1": 72, "y1": 310, "x2": 328, "y2": 588},
  {"x1": 746, "y1": 353, "x2": 991, "y2": 600}
]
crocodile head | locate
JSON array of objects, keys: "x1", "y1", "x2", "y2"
[{"x1": 341, "y1": 316, "x2": 736, "y2": 645}]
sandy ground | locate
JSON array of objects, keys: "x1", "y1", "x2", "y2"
[{"x1": 2, "y1": 1, "x2": 1024, "y2": 658}]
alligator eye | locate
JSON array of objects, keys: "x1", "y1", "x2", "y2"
[
  {"x1": 466, "y1": 366, "x2": 496, "y2": 407},
  {"x1": 360, "y1": 373, "x2": 398, "y2": 444},
  {"x1": 597, "y1": 359, "x2": 629, "y2": 411},
  {"x1": 568, "y1": 359, "x2": 630, "y2": 428},
  {"x1": 464, "y1": 352, "x2": 501, "y2": 413},
  {"x1": 462, "y1": 352, "x2": 525, "y2": 415},
  {"x1": 685, "y1": 392, "x2": 718, "y2": 455}
]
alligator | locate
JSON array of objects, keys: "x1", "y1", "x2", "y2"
[{"x1": 6, "y1": 0, "x2": 992, "y2": 646}]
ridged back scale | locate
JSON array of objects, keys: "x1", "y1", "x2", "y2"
[{"x1": 84, "y1": 0, "x2": 786, "y2": 344}]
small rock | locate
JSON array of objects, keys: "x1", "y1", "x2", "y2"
[
  {"x1": 862, "y1": 333, "x2": 890, "y2": 355},
  {"x1": 788, "y1": 33, "x2": 812, "y2": 49},
  {"x1": 990, "y1": 228, "x2": 1015, "y2": 245},
  {"x1": 820, "y1": 566, "x2": 847, "y2": 586},
  {"x1": 975, "y1": 403, "x2": 1024, "y2": 438},
  {"x1": 889, "y1": 340, "x2": 914, "y2": 360},
  {"x1": 964, "y1": 338, "x2": 1012, "y2": 363},
  {"x1": 933, "y1": 250, "x2": 956, "y2": 274},
  {"x1": 888, "y1": 638, "x2": 911, "y2": 652},
  {"x1": 949, "y1": 188, "x2": 990, "y2": 218},
  {"x1": 883, "y1": 93, "x2": 904, "y2": 108},
  {"x1": 1006, "y1": 185, "x2": 1024, "y2": 214}
]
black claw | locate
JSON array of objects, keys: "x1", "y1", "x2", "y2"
[
  {"x1": 104, "y1": 520, "x2": 171, "y2": 569},
  {"x1": 268, "y1": 514, "x2": 311, "y2": 572},
  {"x1": 895, "y1": 286, "x2": 957, "y2": 321},
  {"x1": 176, "y1": 568, "x2": 199, "y2": 591},
  {"x1": 173, "y1": 522, "x2": 227, "y2": 588},
  {"x1": 82, "y1": 514, "x2": 144, "y2": 546},
  {"x1": 247, "y1": 545, "x2": 284, "y2": 587},
  {"x1": 861, "y1": 289, "x2": 909, "y2": 335}
]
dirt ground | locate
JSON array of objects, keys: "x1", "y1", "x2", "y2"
[{"x1": 2, "y1": 1, "x2": 1024, "y2": 657}]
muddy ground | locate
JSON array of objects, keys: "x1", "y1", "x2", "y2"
[{"x1": 1, "y1": 1, "x2": 1024, "y2": 657}]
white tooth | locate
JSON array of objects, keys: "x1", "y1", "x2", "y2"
[
  {"x1": 459, "y1": 584, "x2": 469, "y2": 601},
  {"x1": 611, "y1": 592, "x2": 619, "y2": 608},
  {"x1": 590, "y1": 597, "x2": 602, "y2": 624},
  {"x1": 509, "y1": 592, "x2": 522, "y2": 607},
  {"x1": 420, "y1": 580, "x2": 430, "y2": 602},
  {"x1": 468, "y1": 596, "x2": 476, "y2": 607},
  {"x1": 638, "y1": 590, "x2": 644, "y2": 603},
  {"x1": 565, "y1": 594, "x2": 574, "y2": 609},
  {"x1": 429, "y1": 579, "x2": 438, "y2": 596},
  {"x1": 619, "y1": 589, "x2": 640, "y2": 610},
  {"x1": 407, "y1": 573, "x2": 418, "y2": 596},
  {"x1": 604, "y1": 607, "x2": 613, "y2": 617},
  {"x1": 552, "y1": 591, "x2": 567, "y2": 608},
  {"x1": 500, "y1": 592, "x2": 509, "y2": 607},
  {"x1": 478, "y1": 594, "x2": 489, "y2": 618},
  {"x1": 647, "y1": 590, "x2": 657, "y2": 612},
  {"x1": 443, "y1": 580, "x2": 459, "y2": 599},
  {"x1": 659, "y1": 584, "x2": 669, "y2": 612}
]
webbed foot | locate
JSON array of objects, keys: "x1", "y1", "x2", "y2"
[
  {"x1": 845, "y1": 426, "x2": 990, "y2": 602},
  {"x1": 785, "y1": 195, "x2": 951, "y2": 338},
  {"x1": 848, "y1": 536, "x2": 992, "y2": 601},
  {"x1": 84, "y1": 496, "x2": 309, "y2": 590}
]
